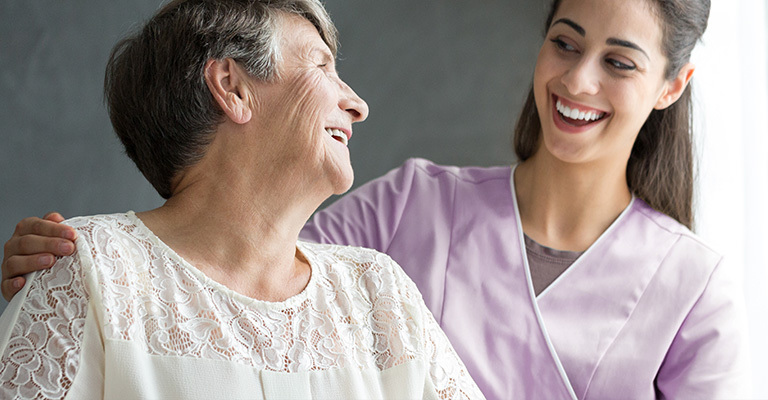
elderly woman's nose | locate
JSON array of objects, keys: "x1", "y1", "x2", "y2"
[{"x1": 338, "y1": 80, "x2": 369, "y2": 123}]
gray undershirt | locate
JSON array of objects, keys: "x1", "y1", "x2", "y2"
[{"x1": 524, "y1": 234, "x2": 584, "y2": 296}]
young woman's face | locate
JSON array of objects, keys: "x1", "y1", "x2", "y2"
[{"x1": 533, "y1": 0, "x2": 673, "y2": 166}]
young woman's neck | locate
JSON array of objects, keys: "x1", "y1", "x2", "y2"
[{"x1": 514, "y1": 152, "x2": 632, "y2": 251}]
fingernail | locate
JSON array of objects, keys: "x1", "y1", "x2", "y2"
[
  {"x1": 39, "y1": 255, "x2": 54, "y2": 266},
  {"x1": 13, "y1": 279, "x2": 23, "y2": 289},
  {"x1": 61, "y1": 230, "x2": 76, "y2": 240},
  {"x1": 59, "y1": 242, "x2": 74, "y2": 254}
]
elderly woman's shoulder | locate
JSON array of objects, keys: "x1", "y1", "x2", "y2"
[
  {"x1": 61, "y1": 212, "x2": 150, "y2": 262},
  {"x1": 19, "y1": 213, "x2": 140, "y2": 301},
  {"x1": 62, "y1": 212, "x2": 141, "y2": 243},
  {"x1": 63, "y1": 212, "x2": 134, "y2": 230},
  {"x1": 298, "y1": 240, "x2": 399, "y2": 269},
  {"x1": 297, "y1": 240, "x2": 419, "y2": 293}
]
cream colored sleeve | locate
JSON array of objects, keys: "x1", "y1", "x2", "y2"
[
  {"x1": 0, "y1": 235, "x2": 103, "y2": 399},
  {"x1": 386, "y1": 256, "x2": 486, "y2": 400}
]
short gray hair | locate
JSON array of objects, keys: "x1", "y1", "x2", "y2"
[{"x1": 105, "y1": 0, "x2": 338, "y2": 199}]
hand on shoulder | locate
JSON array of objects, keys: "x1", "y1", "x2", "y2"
[{"x1": 2, "y1": 212, "x2": 77, "y2": 301}]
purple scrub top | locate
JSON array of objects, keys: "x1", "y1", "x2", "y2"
[{"x1": 301, "y1": 158, "x2": 749, "y2": 399}]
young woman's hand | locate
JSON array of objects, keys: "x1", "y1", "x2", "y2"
[{"x1": 2, "y1": 212, "x2": 76, "y2": 301}]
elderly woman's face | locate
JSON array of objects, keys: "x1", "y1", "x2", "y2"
[{"x1": 250, "y1": 14, "x2": 368, "y2": 195}]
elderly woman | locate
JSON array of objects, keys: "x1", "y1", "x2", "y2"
[{"x1": 0, "y1": 0, "x2": 483, "y2": 398}]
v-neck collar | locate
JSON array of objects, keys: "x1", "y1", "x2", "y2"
[{"x1": 508, "y1": 164, "x2": 637, "y2": 299}]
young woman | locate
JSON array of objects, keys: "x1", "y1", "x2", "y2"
[{"x1": 3, "y1": 0, "x2": 748, "y2": 398}]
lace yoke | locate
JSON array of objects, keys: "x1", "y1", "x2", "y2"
[{"x1": 0, "y1": 212, "x2": 481, "y2": 399}]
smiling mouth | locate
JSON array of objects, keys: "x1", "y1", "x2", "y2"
[
  {"x1": 325, "y1": 128, "x2": 348, "y2": 146},
  {"x1": 554, "y1": 96, "x2": 608, "y2": 127}
]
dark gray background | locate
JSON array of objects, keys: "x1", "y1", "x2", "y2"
[{"x1": 0, "y1": 1, "x2": 546, "y2": 313}]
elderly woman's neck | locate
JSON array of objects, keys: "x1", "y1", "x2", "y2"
[{"x1": 136, "y1": 162, "x2": 323, "y2": 301}]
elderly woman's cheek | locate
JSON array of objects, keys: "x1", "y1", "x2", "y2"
[{"x1": 292, "y1": 72, "x2": 334, "y2": 115}]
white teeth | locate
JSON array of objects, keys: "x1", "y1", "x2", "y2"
[
  {"x1": 556, "y1": 99, "x2": 605, "y2": 122},
  {"x1": 325, "y1": 128, "x2": 348, "y2": 146}
]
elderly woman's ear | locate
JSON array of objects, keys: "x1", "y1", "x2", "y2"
[{"x1": 204, "y1": 58, "x2": 255, "y2": 124}]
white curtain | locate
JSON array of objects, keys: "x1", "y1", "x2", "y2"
[{"x1": 693, "y1": 0, "x2": 768, "y2": 397}]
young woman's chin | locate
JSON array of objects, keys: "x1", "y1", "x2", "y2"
[
  {"x1": 537, "y1": 123, "x2": 599, "y2": 164},
  {"x1": 538, "y1": 111, "x2": 639, "y2": 167}
]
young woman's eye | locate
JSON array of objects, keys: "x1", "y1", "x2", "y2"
[
  {"x1": 550, "y1": 38, "x2": 576, "y2": 53},
  {"x1": 606, "y1": 58, "x2": 636, "y2": 71}
]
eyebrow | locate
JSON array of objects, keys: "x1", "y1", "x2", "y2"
[
  {"x1": 552, "y1": 18, "x2": 585, "y2": 36},
  {"x1": 606, "y1": 38, "x2": 649, "y2": 59},
  {"x1": 552, "y1": 18, "x2": 649, "y2": 60},
  {"x1": 309, "y1": 47, "x2": 334, "y2": 61}
]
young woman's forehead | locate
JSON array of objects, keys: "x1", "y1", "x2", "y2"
[{"x1": 551, "y1": 0, "x2": 664, "y2": 55}]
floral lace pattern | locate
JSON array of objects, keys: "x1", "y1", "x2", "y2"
[
  {"x1": 0, "y1": 213, "x2": 481, "y2": 399},
  {"x1": 0, "y1": 253, "x2": 87, "y2": 399}
]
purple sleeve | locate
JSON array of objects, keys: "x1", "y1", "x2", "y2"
[
  {"x1": 300, "y1": 160, "x2": 421, "y2": 253},
  {"x1": 655, "y1": 258, "x2": 751, "y2": 398}
]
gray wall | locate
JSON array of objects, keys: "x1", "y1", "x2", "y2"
[{"x1": 0, "y1": 1, "x2": 546, "y2": 313}]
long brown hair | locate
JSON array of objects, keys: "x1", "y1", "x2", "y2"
[{"x1": 513, "y1": 0, "x2": 710, "y2": 229}]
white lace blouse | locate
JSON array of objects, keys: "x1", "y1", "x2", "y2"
[{"x1": 0, "y1": 212, "x2": 483, "y2": 399}]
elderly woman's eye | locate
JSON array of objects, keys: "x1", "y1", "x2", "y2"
[{"x1": 550, "y1": 38, "x2": 576, "y2": 52}]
